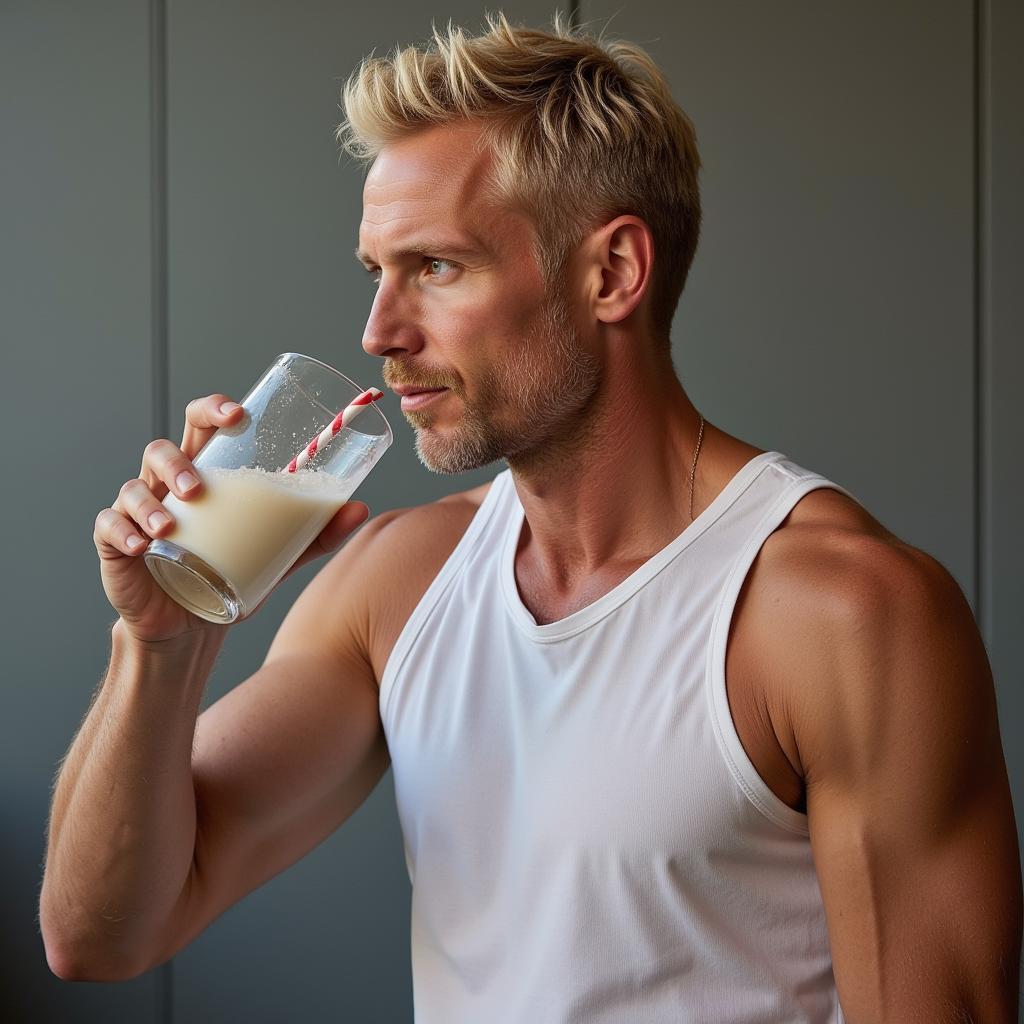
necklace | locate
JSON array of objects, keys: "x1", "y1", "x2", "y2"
[{"x1": 688, "y1": 413, "x2": 705, "y2": 523}]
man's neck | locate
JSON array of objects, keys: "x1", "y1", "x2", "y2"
[{"x1": 506, "y1": 363, "x2": 715, "y2": 591}]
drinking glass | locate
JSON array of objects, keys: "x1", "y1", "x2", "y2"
[{"x1": 144, "y1": 352, "x2": 392, "y2": 624}]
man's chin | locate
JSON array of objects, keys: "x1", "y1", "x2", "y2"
[{"x1": 413, "y1": 428, "x2": 506, "y2": 475}]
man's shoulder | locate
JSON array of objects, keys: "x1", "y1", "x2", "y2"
[
  {"x1": 762, "y1": 486, "x2": 943, "y2": 622},
  {"x1": 365, "y1": 476, "x2": 497, "y2": 543},
  {"x1": 750, "y1": 485, "x2": 948, "y2": 661},
  {"x1": 747, "y1": 485, "x2": 966, "y2": 775},
  {"x1": 337, "y1": 476, "x2": 500, "y2": 683}
]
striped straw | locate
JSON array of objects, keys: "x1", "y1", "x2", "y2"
[{"x1": 283, "y1": 387, "x2": 384, "y2": 473}]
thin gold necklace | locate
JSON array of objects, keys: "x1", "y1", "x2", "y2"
[{"x1": 688, "y1": 413, "x2": 705, "y2": 523}]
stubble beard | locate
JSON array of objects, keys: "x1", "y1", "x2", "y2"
[{"x1": 409, "y1": 290, "x2": 603, "y2": 476}]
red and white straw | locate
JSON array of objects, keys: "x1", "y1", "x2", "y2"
[{"x1": 283, "y1": 387, "x2": 384, "y2": 473}]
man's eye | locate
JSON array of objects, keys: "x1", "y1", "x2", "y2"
[
  {"x1": 366, "y1": 258, "x2": 458, "y2": 286},
  {"x1": 426, "y1": 257, "x2": 457, "y2": 278}
]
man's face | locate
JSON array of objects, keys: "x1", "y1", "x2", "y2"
[{"x1": 358, "y1": 121, "x2": 602, "y2": 475}]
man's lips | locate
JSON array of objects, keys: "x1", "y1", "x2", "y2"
[
  {"x1": 390, "y1": 384, "x2": 449, "y2": 396},
  {"x1": 393, "y1": 385, "x2": 450, "y2": 411}
]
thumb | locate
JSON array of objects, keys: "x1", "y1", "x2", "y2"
[
  {"x1": 283, "y1": 501, "x2": 372, "y2": 580},
  {"x1": 325, "y1": 501, "x2": 371, "y2": 544},
  {"x1": 246, "y1": 501, "x2": 372, "y2": 610}
]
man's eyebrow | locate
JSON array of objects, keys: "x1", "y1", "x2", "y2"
[{"x1": 354, "y1": 238, "x2": 486, "y2": 267}]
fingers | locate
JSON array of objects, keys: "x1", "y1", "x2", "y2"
[
  {"x1": 284, "y1": 502, "x2": 372, "y2": 579},
  {"x1": 101, "y1": 472, "x2": 182, "y2": 556},
  {"x1": 98, "y1": 394, "x2": 243, "y2": 560},
  {"x1": 94, "y1": 503, "x2": 155, "y2": 557},
  {"x1": 134, "y1": 438, "x2": 205, "y2": 502},
  {"x1": 240, "y1": 504, "x2": 371, "y2": 618},
  {"x1": 130, "y1": 395, "x2": 241, "y2": 496},
  {"x1": 181, "y1": 394, "x2": 243, "y2": 459},
  {"x1": 316, "y1": 502, "x2": 371, "y2": 555}
]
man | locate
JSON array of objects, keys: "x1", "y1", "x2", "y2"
[{"x1": 42, "y1": 12, "x2": 1020, "y2": 1022}]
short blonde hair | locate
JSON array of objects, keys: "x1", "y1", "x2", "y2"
[{"x1": 337, "y1": 10, "x2": 702, "y2": 344}]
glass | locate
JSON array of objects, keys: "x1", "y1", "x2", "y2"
[{"x1": 144, "y1": 352, "x2": 392, "y2": 624}]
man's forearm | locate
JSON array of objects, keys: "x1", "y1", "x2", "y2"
[{"x1": 40, "y1": 619, "x2": 225, "y2": 979}]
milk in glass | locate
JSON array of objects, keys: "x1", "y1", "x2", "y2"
[{"x1": 148, "y1": 466, "x2": 357, "y2": 620}]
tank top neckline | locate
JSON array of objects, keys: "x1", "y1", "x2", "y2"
[{"x1": 497, "y1": 449, "x2": 786, "y2": 643}]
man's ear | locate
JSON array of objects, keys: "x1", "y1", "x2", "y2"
[{"x1": 583, "y1": 215, "x2": 655, "y2": 325}]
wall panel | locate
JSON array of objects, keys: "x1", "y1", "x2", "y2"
[{"x1": 2, "y1": 1, "x2": 159, "y2": 1019}]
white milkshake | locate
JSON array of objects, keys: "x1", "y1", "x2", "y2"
[{"x1": 147, "y1": 466, "x2": 358, "y2": 621}]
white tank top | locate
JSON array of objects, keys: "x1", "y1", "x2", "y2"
[{"x1": 380, "y1": 450, "x2": 855, "y2": 1023}]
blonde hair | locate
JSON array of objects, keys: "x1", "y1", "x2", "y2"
[{"x1": 337, "y1": 10, "x2": 702, "y2": 345}]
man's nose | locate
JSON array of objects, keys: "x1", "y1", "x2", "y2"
[{"x1": 361, "y1": 287, "x2": 424, "y2": 360}]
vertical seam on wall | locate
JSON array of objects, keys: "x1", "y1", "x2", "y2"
[
  {"x1": 974, "y1": 0, "x2": 991, "y2": 642},
  {"x1": 569, "y1": 0, "x2": 580, "y2": 30},
  {"x1": 151, "y1": 0, "x2": 169, "y2": 448},
  {"x1": 149, "y1": 0, "x2": 172, "y2": 1018}
]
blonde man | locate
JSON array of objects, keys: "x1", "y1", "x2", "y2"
[{"x1": 44, "y1": 12, "x2": 1020, "y2": 1023}]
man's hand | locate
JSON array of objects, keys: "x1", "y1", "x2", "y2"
[{"x1": 95, "y1": 394, "x2": 370, "y2": 643}]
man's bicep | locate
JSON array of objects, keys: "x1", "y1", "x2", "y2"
[
  {"x1": 809, "y1": 744, "x2": 1020, "y2": 1022},
  {"x1": 801, "y1": 549, "x2": 1022, "y2": 1022}
]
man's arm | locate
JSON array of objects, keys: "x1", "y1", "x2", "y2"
[
  {"x1": 140, "y1": 511, "x2": 402, "y2": 976},
  {"x1": 793, "y1": 541, "x2": 1022, "y2": 1022},
  {"x1": 40, "y1": 508, "x2": 400, "y2": 981}
]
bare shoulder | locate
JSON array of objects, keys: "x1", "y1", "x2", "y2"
[
  {"x1": 351, "y1": 477, "x2": 497, "y2": 684},
  {"x1": 763, "y1": 486, "x2": 953, "y2": 618},
  {"x1": 363, "y1": 477, "x2": 494, "y2": 549},
  {"x1": 741, "y1": 484, "x2": 975, "y2": 775}
]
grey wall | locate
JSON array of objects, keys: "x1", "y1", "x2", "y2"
[
  {"x1": 3, "y1": 3, "x2": 160, "y2": 1022},
  {"x1": 3, "y1": 1, "x2": 1020, "y2": 1021}
]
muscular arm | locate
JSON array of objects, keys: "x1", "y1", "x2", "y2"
[
  {"x1": 40, "y1": 509, "x2": 398, "y2": 980},
  {"x1": 138, "y1": 511, "x2": 402, "y2": 976},
  {"x1": 791, "y1": 541, "x2": 1022, "y2": 1022}
]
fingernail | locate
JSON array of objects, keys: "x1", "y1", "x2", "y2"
[
  {"x1": 177, "y1": 471, "x2": 199, "y2": 492},
  {"x1": 220, "y1": 402, "x2": 241, "y2": 415},
  {"x1": 149, "y1": 510, "x2": 171, "y2": 531},
  {"x1": 126, "y1": 535, "x2": 143, "y2": 550}
]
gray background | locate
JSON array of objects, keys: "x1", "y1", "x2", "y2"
[{"x1": 2, "y1": 0, "x2": 1020, "y2": 1020}]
